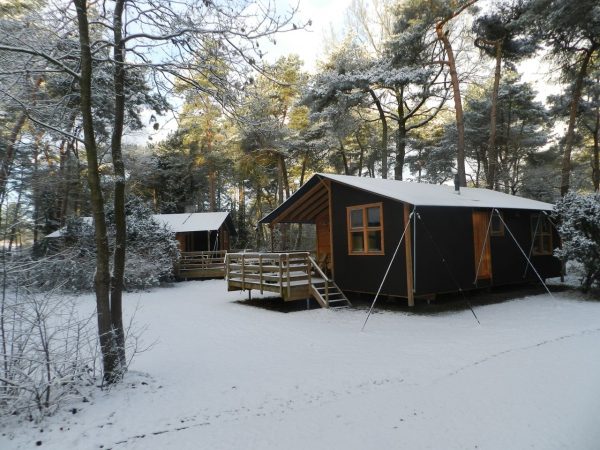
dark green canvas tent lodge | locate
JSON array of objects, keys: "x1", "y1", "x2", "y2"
[
  {"x1": 47, "y1": 212, "x2": 237, "y2": 279},
  {"x1": 256, "y1": 173, "x2": 561, "y2": 305}
]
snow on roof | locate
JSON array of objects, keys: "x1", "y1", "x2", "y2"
[
  {"x1": 155, "y1": 212, "x2": 231, "y2": 233},
  {"x1": 46, "y1": 212, "x2": 231, "y2": 238},
  {"x1": 318, "y1": 173, "x2": 554, "y2": 210}
]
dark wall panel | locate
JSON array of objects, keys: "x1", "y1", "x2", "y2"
[
  {"x1": 413, "y1": 206, "x2": 475, "y2": 295},
  {"x1": 491, "y1": 210, "x2": 561, "y2": 283},
  {"x1": 330, "y1": 182, "x2": 408, "y2": 297}
]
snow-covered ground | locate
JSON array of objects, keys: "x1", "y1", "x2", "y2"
[{"x1": 2, "y1": 280, "x2": 600, "y2": 449}]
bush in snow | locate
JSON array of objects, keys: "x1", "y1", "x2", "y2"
[
  {"x1": 553, "y1": 192, "x2": 600, "y2": 291},
  {"x1": 37, "y1": 198, "x2": 179, "y2": 292},
  {"x1": 108, "y1": 199, "x2": 180, "y2": 290},
  {"x1": 0, "y1": 266, "x2": 100, "y2": 421}
]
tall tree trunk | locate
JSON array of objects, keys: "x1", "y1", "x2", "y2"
[
  {"x1": 277, "y1": 154, "x2": 289, "y2": 249},
  {"x1": 487, "y1": 40, "x2": 503, "y2": 190},
  {"x1": 110, "y1": 0, "x2": 127, "y2": 373},
  {"x1": 435, "y1": 0, "x2": 478, "y2": 187},
  {"x1": 7, "y1": 163, "x2": 26, "y2": 252},
  {"x1": 238, "y1": 180, "x2": 246, "y2": 247},
  {"x1": 339, "y1": 139, "x2": 350, "y2": 175},
  {"x1": 369, "y1": 89, "x2": 388, "y2": 178},
  {"x1": 208, "y1": 169, "x2": 217, "y2": 211},
  {"x1": 279, "y1": 154, "x2": 290, "y2": 199},
  {"x1": 74, "y1": 0, "x2": 120, "y2": 384},
  {"x1": 0, "y1": 113, "x2": 26, "y2": 206},
  {"x1": 436, "y1": 25, "x2": 466, "y2": 187},
  {"x1": 592, "y1": 105, "x2": 600, "y2": 192},
  {"x1": 394, "y1": 88, "x2": 406, "y2": 181},
  {"x1": 355, "y1": 133, "x2": 365, "y2": 176},
  {"x1": 561, "y1": 48, "x2": 593, "y2": 196},
  {"x1": 0, "y1": 76, "x2": 44, "y2": 203},
  {"x1": 293, "y1": 153, "x2": 309, "y2": 250}
]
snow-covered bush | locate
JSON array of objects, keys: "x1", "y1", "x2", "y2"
[
  {"x1": 37, "y1": 198, "x2": 179, "y2": 292},
  {"x1": 110, "y1": 199, "x2": 180, "y2": 290},
  {"x1": 553, "y1": 192, "x2": 600, "y2": 291},
  {"x1": 0, "y1": 269, "x2": 100, "y2": 421}
]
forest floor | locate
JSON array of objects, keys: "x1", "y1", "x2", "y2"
[{"x1": 1, "y1": 279, "x2": 599, "y2": 449}]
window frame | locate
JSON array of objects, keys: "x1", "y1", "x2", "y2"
[
  {"x1": 346, "y1": 202, "x2": 384, "y2": 255},
  {"x1": 531, "y1": 214, "x2": 553, "y2": 256}
]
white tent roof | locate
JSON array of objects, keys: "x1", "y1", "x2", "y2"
[
  {"x1": 154, "y1": 212, "x2": 230, "y2": 233},
  {"x1": 319, "y1": 173, "x2": 555, "y2": 210},
  {"x1": 46, "y1": 212, "x2": 231, "y2": 238}
]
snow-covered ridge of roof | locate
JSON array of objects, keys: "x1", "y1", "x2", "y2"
[
  {"x1": 46, "y1": 212, "x2": 231, "y2": 238},
  {"x1": 319, "y1": 173, "x2": 555, "y2": 210}
]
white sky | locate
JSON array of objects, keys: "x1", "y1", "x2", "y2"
[
  {"x1": 258, "y1": 0, "x2": 354, "y2": 72},
  {"x1": 125, "y1": 0, "x2": 564, "y2": 146},
  {"x1": 125, "y1": 0, "x2": 353, "y2": 144}
]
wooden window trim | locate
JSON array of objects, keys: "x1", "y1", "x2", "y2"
[
  {"x1": 490, "y1": 212, "x2": 505, "y2": 237},
  {"x1": 531, "y1": 214, "x2": 553, "y2": 256},
  {"x1": 346, "y1": 202, "x2": 384, "y2": 255}
]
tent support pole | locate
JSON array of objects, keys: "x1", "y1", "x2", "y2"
[
  {"x1": 523, "y1": 213, "x2": 542, "y2": 278},
  {"x1": 404, "y1": 203, "x2": 415, "y2": 307},
  {"x1": 361, "y1": 211, "x2": 413, "y2": 331}
]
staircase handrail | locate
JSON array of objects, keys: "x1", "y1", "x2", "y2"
[{"x1": 308, "y1": 256, "x2": 331, "y2": 282}]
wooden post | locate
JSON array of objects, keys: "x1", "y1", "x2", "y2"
[
  {"x1": 225, "y1": 253, "x2": 229, "y2": 280},
  {"x1": 259, "y1": 254, "x2": 264, "y2": 294},
  {"x1": 241, "y1": 253, "x2": 245, "y2": 291},
  {"x1": 286, "y1": 253, "x2": 291, "y2": 299},
  {"x1": 279, "y1": 254, "x2": 283, "y2": 297},
  {"x1": 404, "y1": 203, "x2": 415, "y2": 307},
  {"x1": 326, "y1": 180, "x2": 335, "y2": 279},
  {"x1": 306, "y1": 253, "x2": 311, "y2": 294}
]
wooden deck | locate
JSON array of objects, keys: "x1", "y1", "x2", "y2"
[
  {"x1": 176, "y1": 250, "x2": 227, "y2": 279},
  {"x1": 226, "y1": 252, "x2": 351, "y2": 308}
]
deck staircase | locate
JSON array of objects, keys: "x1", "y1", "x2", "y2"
[
  {"x1": 225, "y1": 252, "x2": 351, "y2": 309},
  {"x1": 308, "y1": 257, "x2": 352, "y2": 309}
]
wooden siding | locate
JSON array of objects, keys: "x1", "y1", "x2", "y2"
[{"x1": 316, "y1": 211, "x2": 332, "y2": 273}]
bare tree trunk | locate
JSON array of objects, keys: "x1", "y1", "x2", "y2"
[
  {"x1": 435, "y1": 0, "x2": 478, "y2": 187},
  {"x1": 394, "y1": 88, "x2": 406, "y2": 180},
  {"x1": 436, "y1": 26, "x2": 466, "y2": 187},
  {"x1": 0, "y1": 76, "x2": 44, "y2": 203},
  {"x1": 294, "y1": 153, "x2": 309, "y2": 250},
  {"x1": 238, "y1": 180, "x2": 246, "y2": 247},
  {"x1": 74, "y1": 0, "x2": 120, "y2": 384},
  {"x1": 369, "y1": 89, "x2": 388, "y2": 178},
  {"x1": 486, "y1": 40, "x2": 502, "y2": 190},
  {"x1": 0, "y1": 113, "x2": 26, "y2": 205},
  {"x1": 277, "y1": 154, "x2": 289, "y2": 249},
  {"x1": 561, "y1": 48, "x2": 593, "y2": 196},
  {"x1": 339, "y1": 139, "x2": 350, "y2": 175},
  {"x1": 208, "y1": 169, "x2": 217, "y2": 211},
  {"x1": 355, "y1": 133, "x2": 365, "y2": 176},
  {"x1": 592, "y1": 105, "x2": 600, "y2": 192},
  {"x1": 110, "y1": 0, "x2": 127, "y2": 373}
]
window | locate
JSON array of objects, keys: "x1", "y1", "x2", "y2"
[
  {"x1": 531, "y1": 214, "x2": 553, "y2": 255},
  {"x1": 490, "y1": 212, "x2": 504, "y2": 237},
  {"x1": 347, "y1": 203, "x2": 384, "y2": 255}
]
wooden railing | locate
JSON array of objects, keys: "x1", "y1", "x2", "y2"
[
  {"x1": 226, "y1": 252, "x2": 313, "y2": 299},
  {"x1": 176, "y1": 250, "x2": 227, "y2": 277}
]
